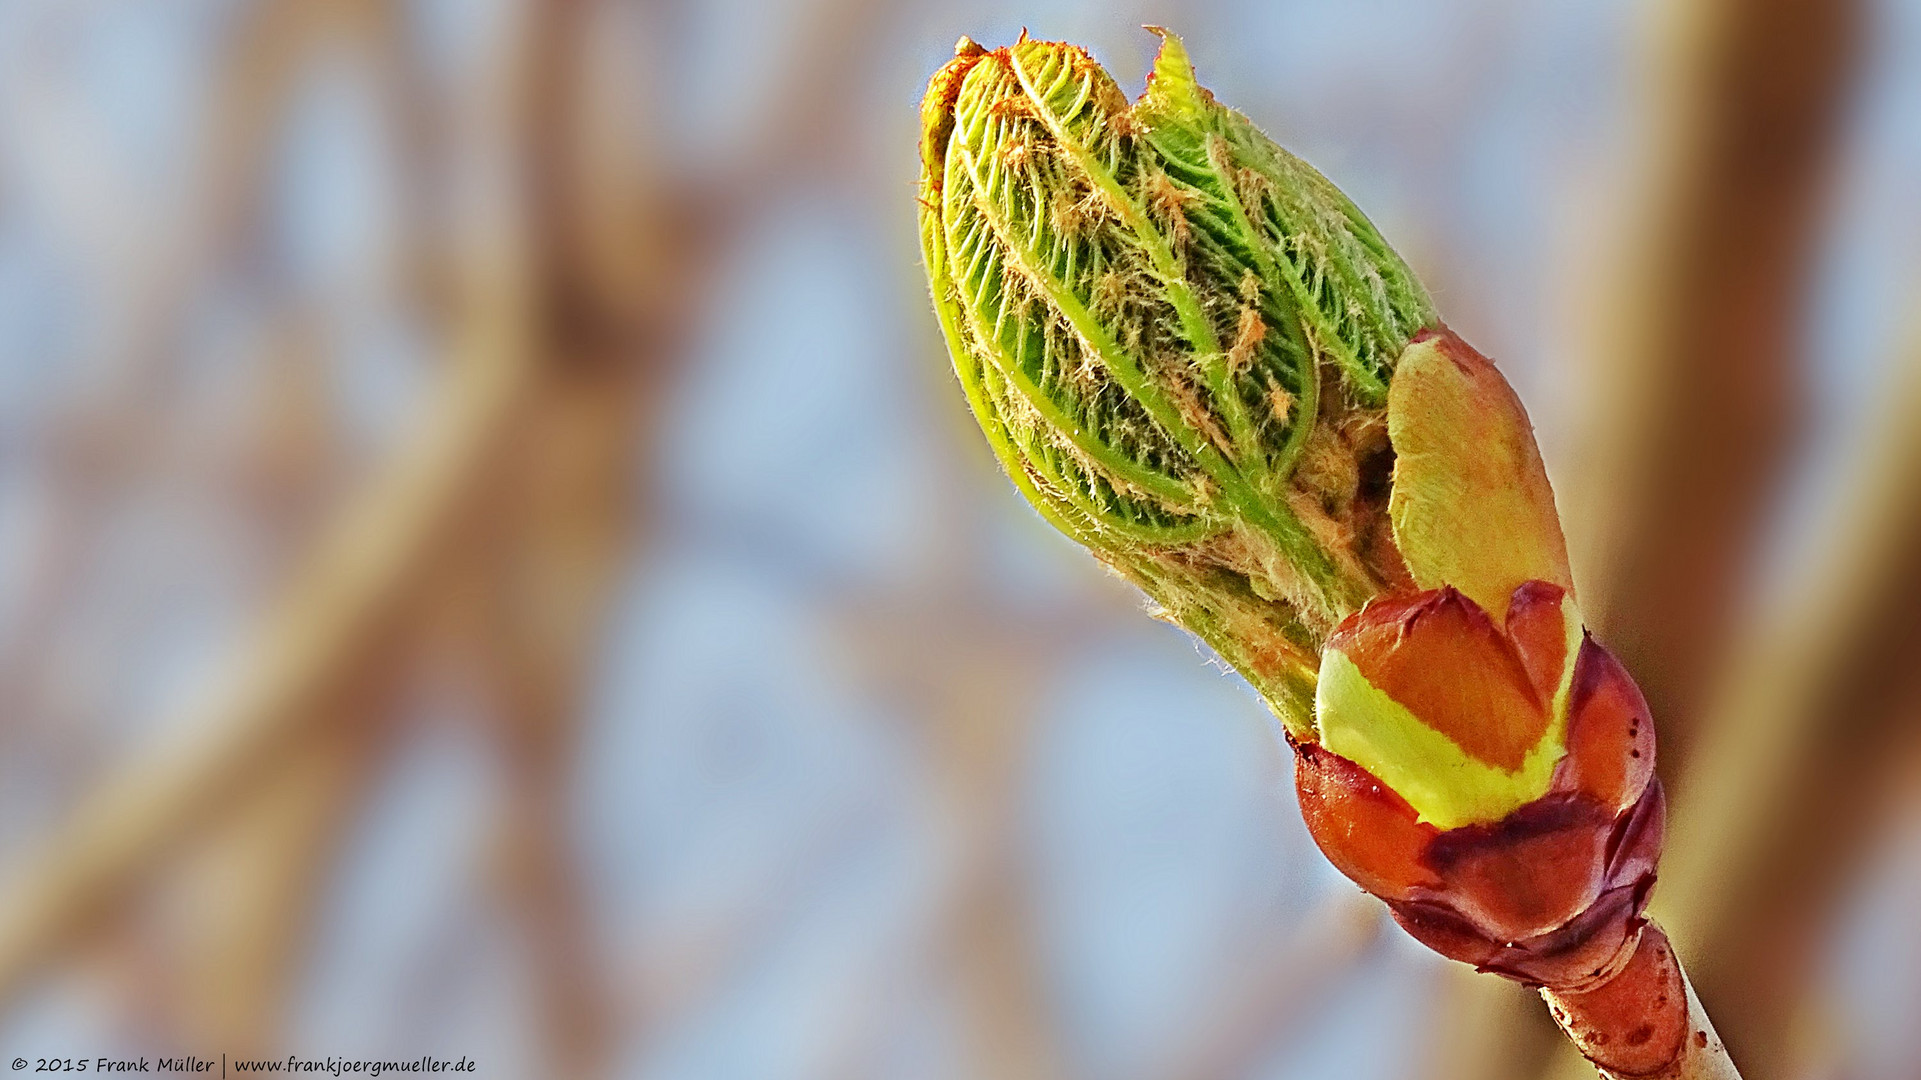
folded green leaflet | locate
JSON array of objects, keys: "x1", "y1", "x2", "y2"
[{"x1": 918, "y1": 29, "x2": 1436, "y2": 729}]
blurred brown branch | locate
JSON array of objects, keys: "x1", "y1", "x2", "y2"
[
  {"x1": 0, "y1": 0, "x2": 904, "y2": 1069},
  {"x1": 1441, "y1": 1, "x2": 1864, "y2": 1077},
  {"x1": 0, "y1": 192, "x2": 537, "y2": 1012},
  {"x1": 159, "y1": 678, "x2": 394, "y2": 1055},
  {"x1": 1566, "y1": 0, "x2": 1862, "y2": 781},
  {"x1": 144, "y1": 0, "x2": 449, "y2": 1052},
  {"x1": 1643, "y1": 336, "x2": 1921, "y2": 1079},
  {"x1": 1533, "y1": 332, "x2": 1921, "y2": 1080},
  {"x1": 0, "y1": 0, "x2": 348, "y2": 747},
  {"x1": 0, "y1": 0, "x2": 548, "y2": 1033}
]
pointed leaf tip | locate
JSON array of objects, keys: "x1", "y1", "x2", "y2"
[{"x1": 1142, "y1": 26, "x2": 1205, "y2": 114}]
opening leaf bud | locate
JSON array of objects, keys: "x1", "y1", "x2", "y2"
[{"x1": 919, "y1": 30, "x2": 1436, "y2": 730}]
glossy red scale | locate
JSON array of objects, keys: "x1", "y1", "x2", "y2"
[
  {"x1": 1295, "y1": 581, "x2": 1665, "y2": 989},
  {"x1": 1292, "y1": 739, "x2": 1440, "y2": 899},
  {"x1": 1553, "y1": 636, "x2": 1658, "y2": 814}
]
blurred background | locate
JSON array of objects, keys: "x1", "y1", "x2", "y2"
[{"x1": 0, "y1": 0, "x2": 1915, "y2": 1078}]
